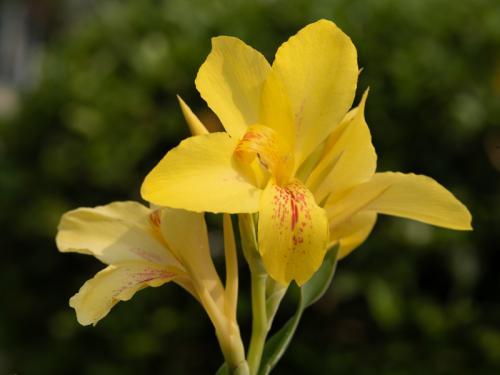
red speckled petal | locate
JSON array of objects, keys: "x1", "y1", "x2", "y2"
[
  {"x1": 69, "y1": 261, "x2": 181, "y2": 326},
  {"x1": 258, "y1": 179, "x2": 329, "y2": 285}
]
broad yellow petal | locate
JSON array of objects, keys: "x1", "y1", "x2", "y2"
[
  {"x1": 56, "y1": 201, "x2": 180, "y2": 267},
  {"x1": 261, "y1": 19, "x2": 358, "y2": 165},
  {"x1": 141, "y1": 133, "x2": 261, "y2": 213},
  {"x1": 160, "y1": 208, "x2": 224, "y2": 310},
  {"x1": 177, "y1": 95, "x2": 209, "y2": 136},
  {"x1": 330, "y1": 212, "x2": 378, "y2": 259},
  {"x1": 307, "y1": 90, "x2": 376, "y2": 202},
  {"x1": 70, "y1": 262, "x2": 180, "y2": 326},
  {"x1": 258, "y1": 179, "x2": 329, "y2": 285},
  {"x1": 195, "y1": 36, "x2": 271, "y2": 139},
  {"x1": 327, "y1": 172, "x2": 472, "y2": 230}
]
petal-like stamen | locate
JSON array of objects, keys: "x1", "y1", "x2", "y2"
[
  {"x1": 258, "y1": 179, "x2": 329, "y2": 285},
  {"x1": 234, "y1": 124, "x2": 294, "y2": 186}
]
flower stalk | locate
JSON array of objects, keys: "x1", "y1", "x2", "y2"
[
  {"x1": 239, "y1": 214, "x2": 284, "y2": 375},
  {"x1": 248, "y1": 268, "x2": 268, "y2": 375}
]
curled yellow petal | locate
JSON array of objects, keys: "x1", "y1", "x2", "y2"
[
  {"x1": 261, "y1": 19, "x2": 358, "y2": 165},
  {"x1": 330, "y1": 212, "x2": 378, "y2": 259},
  {"x1": 327, "y1": 172, "x2": 472, "y2": 231},
  {"x1": 141, "y1": 133, "x2": 261, "y2": 213},
  {"x1": 56, "y1": 201, "x2": 180, "y2": 267},
  {"x1": 195, "y1": 36, "x2": 271, "y2": 139},
  {"x1": 70, "y1": 262, "x2": 180, "y2": 326},
  {"x1": 160, "y1": 208, "x2": 225, "y2": 310},
  {"x1": 258, "y1": 179, "x2": 329, "y2": 285},
  {"x1": 307, "y1": 89, "x2": 376, "y2": 202}
]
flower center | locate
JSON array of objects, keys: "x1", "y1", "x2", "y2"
[{"x1": 233, "y1": 124, "x2": 294, "y2": 186}]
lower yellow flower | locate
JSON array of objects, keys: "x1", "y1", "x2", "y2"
[
  {"x1": 56, "y1": 201, "x2": 223, "y2": 325},
  {"x1": 57, "y1": 201, "x2": 247, "y2": 370}
]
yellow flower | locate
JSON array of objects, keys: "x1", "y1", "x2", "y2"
[
  {"x1": 56, "y1": 202, "x2": 233, "y2": 330},
  {"x1": 57, "y1": 201, "x2": 248, "y2": 369},
  {"x1": 141, "y1": 20, "x2": 472, "y2": 286}
]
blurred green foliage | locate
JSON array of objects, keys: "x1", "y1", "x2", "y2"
[{"x1": 1, "y1": 0, "x2": 500, "y2": 374}]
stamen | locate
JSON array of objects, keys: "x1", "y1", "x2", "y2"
[
  {"x1": 149, "y1": 209, "x2": 161, "y2": 229},
  {"x1": 234, "y1": 124, "x2": 294, "y2": 186}
]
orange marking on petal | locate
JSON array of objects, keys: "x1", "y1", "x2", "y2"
[
  {"x1": 234, "y1": 124, "x2": 294, "y2": 185},
  {"x1": 149, "y1": 209, "x2": 161, "y2": 229}
]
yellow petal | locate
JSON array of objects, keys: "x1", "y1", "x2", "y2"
[
  {"x1": 56, "y1": 201, "x2": 180, "y2": 267},
  {"x1": 258, "y1": 179, "x2": 329, "y2": 285},
  {"x1": 70, "y1": 262, "x2": 179, "y2": 326},
  {"x1": 261, "y1": 19, "x2": 358, "y2": 166},
  {"x1": 327, "y1": 172, "x2": 472, "y2": 230},
  {"x1": 330, "y1": 212, "x2": 378, "y2": 259},
  {"x1": 307, "y1": 90, "x2": 376, "y2": 202},
  {"x1": 177, "y1": 95, "x2": 209, "y2": 136},
  {"x1": 160, "y1": 208, "x2": 225, "y2": 310},
  {"x1": 141, "y1": 133, "x2": 261, "y2": 213},
  {"x1": 195, "y1": 36, "x2": 271, "y2": 139}
]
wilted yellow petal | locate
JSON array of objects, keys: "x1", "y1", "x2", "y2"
[
  {"x1": 330, "y1": 212, "x2": 378, "y2": 259},
  {"x1": 160, "y1": 208, "x2": 224, "y2": 310},
  {"x1": 70, "y1": 262, "x2": 180, "y2": 326},
  {"x1": 327, "y1": 172, "x2": 472, "y2": 230},
  {"x1": 261, "y1": 19, "x2": 358, "y2": 166},
  {"x1": 56, "y1": 201, "x2": 180, "y2": 267},
  {"x1": 177, "y1": 95, "x2": 209, "y2": 136},
  {"x1": 259, "y1": 179, "x2": 329, "y2": 285},
  {"x1": 195, "y1": 36, "x2": 271, "y2": 139},
  {"x1": 307, "y1": 90, "x2": 376, "y2": 202},
  {"x1": 141, "y1": 133, "x2": 261, "y2": 213}
]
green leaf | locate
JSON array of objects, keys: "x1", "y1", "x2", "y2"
[
  {"x1": 258, "y1": 309, "x2": 301, "y2": 375},
  {"x1": 301, "y1": 245, "x2": 339, "y2": 308},
  {"x1": 258, "y1": 245, "x2": 339, "y2": 375}
]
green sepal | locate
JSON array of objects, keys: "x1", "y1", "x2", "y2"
[
  {"x1": 215, "y1": 362, "x2": 250, "y2": 375},
  {"x1": 301, "y1": 245, "x2": 339, "y2": 308},
  {"x1": 215, "y1": 363, "x2": 229, "y2": 375}
]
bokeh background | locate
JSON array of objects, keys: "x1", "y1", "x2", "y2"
[{"x1": 1, "y1": 0, "x2": 499, "y2": 374}]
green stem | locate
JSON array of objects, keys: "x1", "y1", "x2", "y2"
[
  {"x1": 259, "y1": 303, "x2": 304, "y2": 375},
  {"x1": 238, "y1": 214, "x2": 273, "y2": 375},
  {"x1": 247, "y1": 269, "x2": 268, "y2": 375},
  {"x1": 265, "y1": 280, "x2": 288, "y2": 332},
  {"x1": 258, "y1": 246, "x2": 340, "y2": 375},
  {"x1": 223, "y1": 214, "x2": 239, "y2": 322},
  {"x1": 215, "y1": 328, "x2": 249, "y2": 375},
  {"x1": 197, "y1": 286, "x2": 246, "y2": 372}
]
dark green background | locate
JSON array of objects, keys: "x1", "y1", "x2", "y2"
[{"x1": 1, "y1": 0, "x2": 499, "y2": 374}]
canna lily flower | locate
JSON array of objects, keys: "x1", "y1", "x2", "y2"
[
  {"x1": 142, "y1": 20, "x2": 472, "y2": 286},
  {"x1": 55, "y1": 201, "x2": 245, "y2": 367}
]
